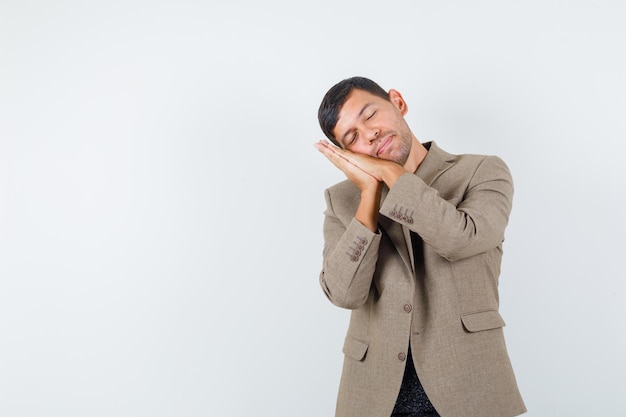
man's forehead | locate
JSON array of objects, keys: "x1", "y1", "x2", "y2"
[{"x1": 340, "y1": 89, "x2": 379, "y2": 114}]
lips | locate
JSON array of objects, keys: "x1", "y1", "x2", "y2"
[{"x1": 376, "y1": 136, "x2": 393, "y2": 156}]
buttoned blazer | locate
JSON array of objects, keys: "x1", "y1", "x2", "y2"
[{"x1": 319, "y1": 142, "x2": 526, "y2": 417}]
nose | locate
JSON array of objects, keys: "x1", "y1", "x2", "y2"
[{"x1": 368, "y1": 128, "x2": 380, "y2": 144}]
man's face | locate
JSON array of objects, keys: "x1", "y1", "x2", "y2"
[{"x1": 332, "y1": 88, "x2": 413, "y2": 166}]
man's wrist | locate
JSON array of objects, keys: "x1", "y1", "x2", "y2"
[{"x1": 380, "y1": 162, "x2": 407, "y2": 188}]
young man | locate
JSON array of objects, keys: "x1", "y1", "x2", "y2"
[{"x1": 314, "y1": 77, "x2": 526, "y2": 417}]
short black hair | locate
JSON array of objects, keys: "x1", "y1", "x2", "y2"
[{"x1": 318, "y1": 76, "x2": 390, "y2": 146}]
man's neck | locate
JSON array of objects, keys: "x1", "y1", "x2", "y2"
[{"x1": 403, "y1": 136, "x2": 428, "y2": 173}]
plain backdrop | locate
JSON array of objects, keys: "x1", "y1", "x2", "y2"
[{"x1": 1, "y1": 1, "x2": 625, "y2": 416}]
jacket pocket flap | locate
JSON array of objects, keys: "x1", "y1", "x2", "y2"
[
  {"x1": 342, "y1": 337, "x2": 368, "y2": 361},
  {"x1": 461, "y1": 310, "x2": 505, "y2": 332}
]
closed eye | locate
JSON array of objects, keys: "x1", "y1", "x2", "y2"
[{"x1": 366, "y1": 111, "x2": 376, "y2": 120}]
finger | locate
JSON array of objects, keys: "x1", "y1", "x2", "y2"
[
  {"x1": 315, "y1": 141, "x2": 346, "y2": 162},
  {"x1": 313, "y1": 142, "x2": 326, "y2": 154},
  {"x1": 316, "y1": 141, "x2": 353, "y2": 164},
  {"x1": 314, "y1": 140, "x2": 378, "y2": 180},
  {"x1": 316, "y1": 143, "x2": 359, "y2": 172},
  {"x1": 329, "y1": 152, "x2": 376, "y2": 180}
]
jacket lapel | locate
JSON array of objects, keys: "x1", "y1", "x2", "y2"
[{"x1": 377, "y1": 141, "x2": 456, "y2": 275}]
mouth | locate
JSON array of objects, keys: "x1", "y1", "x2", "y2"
[{"x1": 376, "y1": 136, "x2": 393, "y2": 157}]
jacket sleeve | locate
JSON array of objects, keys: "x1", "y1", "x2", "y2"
[
  {"x1": 380, "y1": 155, "x2": 513, "y2": 262},
  {"x1": 319, "y1": 188, "x2": 382, "y2": 310}
]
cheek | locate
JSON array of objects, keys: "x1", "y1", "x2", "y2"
[{"x1": 349, "y1": 143, "x2": 374, "y2": 157}]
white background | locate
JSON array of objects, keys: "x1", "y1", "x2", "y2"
[{"x1": 1, "y1": 1, "x2": 625, "y2": 416}]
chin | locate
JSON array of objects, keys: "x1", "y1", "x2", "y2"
[{"x1": 392, "y1": 153, "x2": 410, "y2": 166}]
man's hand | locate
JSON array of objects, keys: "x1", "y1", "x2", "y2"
[
  {"x1": 314, "y1": 140, "x2": 407, "y2": 188},
  {"x1": 314, "y1": 140, "x2": 380, "y2": 193},
  {"x1": 314, "y1": 140, "x2": 383, "y2": 232}
]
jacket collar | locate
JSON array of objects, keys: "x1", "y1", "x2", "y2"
[{"x1": 415, "y1": 141, "x2": 456, "y2": 186}]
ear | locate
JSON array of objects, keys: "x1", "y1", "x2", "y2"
[{"x1": 388, "y1": 89, "x2": 408, "y2": 116}]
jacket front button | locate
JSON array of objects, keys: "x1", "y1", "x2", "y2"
[
  {"x1": 398, "y1": 352, "x2": 406, "y2": 361},
  {"x1": 403, "y1": 304, "x2": 412, "y2": 313}
]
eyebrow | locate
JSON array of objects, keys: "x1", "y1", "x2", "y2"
[{"x1": 340, "y1": 103, "x2": 373, "y2": 145}]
